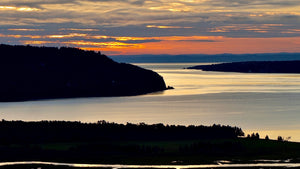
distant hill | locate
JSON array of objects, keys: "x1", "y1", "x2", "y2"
[
  {"x1": 111, "y1": 53, "x2": 300, "y2": 63},
  {"x1": 188, "y1": 60, "x2": 300, "y2": 73},
  {"x1": 0, "y1": 44, "x2": 167, "y2": 101}
]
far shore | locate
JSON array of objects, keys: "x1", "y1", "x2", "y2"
[{"x1": 188, "y1": 60, "x2": 300, "y2": 73}]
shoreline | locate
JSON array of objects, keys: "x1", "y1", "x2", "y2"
[
  {"x1": 188, "y1": 60, "x2": 300, "y2": 73},
  {"x1": 1, "y1": 161, "x2": 300, "y2": 169}
]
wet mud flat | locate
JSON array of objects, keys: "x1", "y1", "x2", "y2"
[{"x1": 1, "y1": 162, "x2": 300, "y2": 169}]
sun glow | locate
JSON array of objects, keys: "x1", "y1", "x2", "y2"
[
  {"x1": 4, "y1": 31, "x2": 299, "y2": 55},
  {"x1": 46, "y1": 33, "x2": 88, "y2": 39},
  {"x1": 80, "y1": 36, "x2": 300, "y2": 55},
  {"x1": 63, "y1": 41, "x2": 144, "y2": 49}
]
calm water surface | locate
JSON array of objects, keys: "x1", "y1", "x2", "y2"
[{"x1": 1, "y1": 63, "x2": 300, "y2": 141}]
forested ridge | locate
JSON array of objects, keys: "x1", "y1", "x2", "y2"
[{"x1": 0, "y1": 44, "x2": 167, "y2": 101}]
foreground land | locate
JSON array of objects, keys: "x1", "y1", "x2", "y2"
[
  {"x1": 0, "y1": 120, "x2": 299, "y2": 165},
  {"x1": 188, "y1": 60, "x2": 300, "y2": 73}
]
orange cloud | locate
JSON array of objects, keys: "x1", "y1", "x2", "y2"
[
  {"x1": 22, "y1": 40, "x2": 56, "y2": 45},
  {"x1": 148, "y1": 2, "x2": 192, "y2": 12},
  {"x1": 281, "y1": 29, "x2": 300, "y2": 34},
  {"x1": 4, "y1": 31, "x2": 300, "y2": 56},
  {"x1": 28, "y1": 36, "x2": 300, "y2": 55},
  {"x1": 63, "y1": 41, "x2": 144, "y2": 49},
  {"x1": 114, "y1": 37, "x2": 154, "y2": 41},
  {"x1": 86, "y1": 37, "x2": 300, "y2": 55},
  {"x1": 0, "y1": 6, "x2": 40, "y2": 12},
  {"x1": 59, "y1": 28, "x2": 99, "y2": 31},
  {"x1": 146, "y1": 25, "x2": 193, "y2": 29},
  {"x1": 46, "y1": 33, "x2": 88, "y2": 39},
  {"x1": 8, "y1": 29, "x2": 44, "y2": 31},
  {"x1": 0, "y1": 34, "x2": 42, "y2": 39}
]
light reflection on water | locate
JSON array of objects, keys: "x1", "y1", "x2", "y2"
[
  {"x1": 1, "y1": 161, "x2": 300, "y2": 168},
  {"x1": 141, "y1": 63, "x2": 300, "y2": 141},
  {"x1": 0, "y1": 63, "x2": 300, "y2": 141},
  {"x1": 139, "y1": 63, "x2": 300, "y2": 96}
]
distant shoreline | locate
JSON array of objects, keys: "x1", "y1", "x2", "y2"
[
  {"x1": 111, "y1": 53, "x2": 300, "y2": 63},
  {"x1": 187, "y1": 60, "x2": 300, "y2": 73}
]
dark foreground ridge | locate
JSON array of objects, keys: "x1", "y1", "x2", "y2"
[
  {"x1": 188, "y1": 60, "x2": 300, "y2": 73},
  {"x1": 0, "y1": 44, "x2": 167, "y2": 101},
  {"x1": 0, "y1": 120, "x2": 300, "y2": 165}
]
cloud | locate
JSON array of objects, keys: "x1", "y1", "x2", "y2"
[
  {"x1": 0, "y1": 0, "x2": 299, "y2": 54},
  {"x1": 0, "y1": 32, "x2": 162, "y2": 45},
  {"x1": 8, "y1": 28, "x2": 45, "y2": 31},
  {"x1": 209, "y1": 24, "x2": 284, "y2": 33},
  {"x1": 0, "y1": 5, "x2": 40, "y2": 11},
  {"x1": 63, "y1": 41, "x2": 144, "y2": 49},
  {"x1": 84, "y1": 0, "x2": 150, "y2": 5},
  {"x1": 146, "y1": 25, "x2": 192, "y2": 29},
  {"x1": 59, "y1": 28, "x2": 99, "y2": 31},
  {"x1": 0, "y1": 0, "x2": 76, "y2": 8},
  {"x1": 202, "y1": 0, "x2": 300, "y2": 8}
]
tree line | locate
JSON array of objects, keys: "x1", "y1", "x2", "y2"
[{"x1": 0, "y1": 120, "x2": 244, "y2": 144}]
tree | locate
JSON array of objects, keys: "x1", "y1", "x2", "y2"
[
  {"x1": 250, "y1": 132, "x2": 259, "y2": 139},
  {"x1": 277, "y1": 136, "x2": 284, "y2": 142},
  {"x1": 265, "y1": 135, "x2": 269, "y2": 140}
]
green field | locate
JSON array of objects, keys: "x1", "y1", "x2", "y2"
[
  {"x1": 1, "y1": 138, "x2": 300, "y2": 165},
  {"x1": 0, "y1": 121, "x2": 299, "y2": 165}
]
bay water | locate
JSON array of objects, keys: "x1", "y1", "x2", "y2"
[{"x1": 0, "y1": 63, "x2": 299, "y2": 141}]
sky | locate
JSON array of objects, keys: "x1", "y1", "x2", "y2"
[{"x1": 0, "y1": 0, "x2": 300, "y2": 55}]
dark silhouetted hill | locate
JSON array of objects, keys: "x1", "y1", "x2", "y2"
[
  {"x1": 188, "y1": 61, "x2": 300, "y2": 73},
  {"x1": 0, "y1": 44, "x2": 167, "y2": 101}
]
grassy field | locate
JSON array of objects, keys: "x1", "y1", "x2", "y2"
[
  {"x1": 0, "y1": 121, "x2": 299, "y2": 165},
  {"x1": 1, "y1": 138, "x2": 299, "y2": 165}
]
